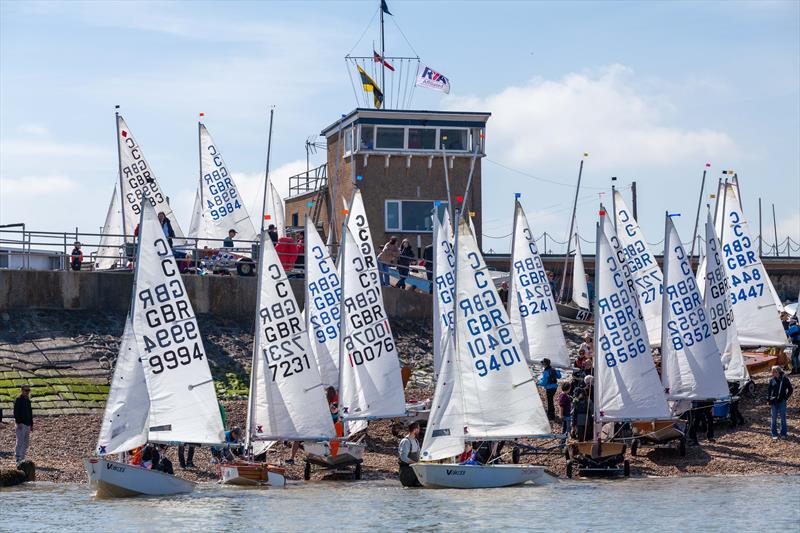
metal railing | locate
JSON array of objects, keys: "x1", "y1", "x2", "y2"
[{"x1": 288, "y1": 163, "x2": 327, "y2": 198}]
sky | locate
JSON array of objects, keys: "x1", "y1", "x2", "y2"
[{"x1": 1, "y1": 0, "x2": 798, "y2": 255}]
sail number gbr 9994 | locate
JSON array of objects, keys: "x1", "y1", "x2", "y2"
[{"x1": 138, "y1": 238, "x2": 204, "y2": 374}]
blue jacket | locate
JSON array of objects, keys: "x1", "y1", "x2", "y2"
[{"x1": 538, "y1": 367, "x2": 561, "y2": 390}]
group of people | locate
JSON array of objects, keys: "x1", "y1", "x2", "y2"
[{"x1": 377, "y1": 236, "x2": 419, "y2": 289}]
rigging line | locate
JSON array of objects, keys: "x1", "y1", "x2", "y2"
[
  {"x1": 390, "y1": 16, "x2": 421, "y2": 59},
  {"x1": 346, "y1": 7, "x2": 380, "y2": 56},
  {"x1": 402, "y1": 59, "x2": 412, "y2": 109},
  {"x1": 345, "y1": 59, "x2": 360, "y2": 108},
  {"x1": 485, "y1": 158, "x2": 609, "y2": 190},
  {"x1": 409, "y1": 59, "x2": 419, "y2": 107}
]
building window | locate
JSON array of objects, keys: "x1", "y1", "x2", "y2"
[
  {"x1": 385, "y1": 200, "x2": 448, "y2": 232},
  {"x1": 440, "y1": 128, "x2": 469, "y2": 151},
  {"x1": 343, "y1": 126, "x2": 353, "y2": 154},
  {"x1": 408, "y1": 128, "x2": 436, "y2": 150},
  {"x1": 376, "y1": 127, "x2": 404, "y2": 149},
  {"x1": 360, "y1": 125, "x2": 374, "y2": 150},
  {"x1": 291, "y1": 213, "x2": 299, "y2": 227}
]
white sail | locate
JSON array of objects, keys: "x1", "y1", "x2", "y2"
[
  {"x1": 571, "y1": 232, "x2": 591, "y2": 310},
  {"x1": 117, "y1": 115, "x2": 185, "y2": 243},
  {"x1": 133, "y1": 201, "x2": 224, "y2": 445},
  {"x1": 305, "y1": 217, "x2": 341, "y2": 388},
  {"x1": 714, "y1": 182, "x2": 785, "y2": 346},
  {"x1": 422, "y1": 217, "x2": 550, "y2": 462},
  {"x1": 96, "y1": 317, "x2": 149, "y2": 455},
  {"x1": 265, "y1": 181, "x2": 285, "y2": 239},
  {"x1": 188, "y1": 188, "x2": 203, "y2": 241},
  {"x1": 247, "y1": 229, "x2": 335, "y2": 441},
  {"x1": 767, "y1": 276, "x2": 785, "y2": 314},
  {"x1": 699, "y1": 213, "x2": 749, "y2": 383},
  {"x1": 96, "y1": 183, "x2": 124, "y2": 270},
  {"x1": 660, "y1": 215, "x2": 729, "y2": 400},
  {"x1": 596, "y1": 214, "x2": 670, "y2": 421},
  {"x1": 199, "y1": 124, "x2": 257, "y2": 243},
  {"x1": 508, "y1": 201, "x2": 569, "y2": 367},
  {"x1": 613, "y1": 190, "x2": 663, "y2": 347},
  {"x1": 432, "y1": 208, "x2": 455, "y2": 379},
  {"x1": 338, "y1": 224, "x2": 406, "y2": 420}
]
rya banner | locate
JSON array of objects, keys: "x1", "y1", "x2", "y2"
[{"x1": 415, "y1": 64, "x2": 451, "y2": 94}]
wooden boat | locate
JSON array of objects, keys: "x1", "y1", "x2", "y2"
[
  {"x1": 743, "y1": 353, "x2": 779, "y2": 375},
  {"x1": 85, "y1": 458, "x2": 195, "y2": 498},
  {"x1": 556, "y1": 302, "x2": 593, "y2": 324},
  {"x1": 219, "y1": 461, "x2": 286, "y2": 487},
  {"x1": 565, "y1": 441, "x2": 628, "y2": 478},
  {"x1": 630, "y1": 419, "x2": 687, "y2": 456}
]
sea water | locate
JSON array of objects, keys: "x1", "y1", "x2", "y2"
[{"x1": 1, "y1": 475, "x2": 797, "y2": 532}]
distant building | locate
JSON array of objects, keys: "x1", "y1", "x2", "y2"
[{"x1": 284, "y1": 108, "x2": 490, "y2": 253}]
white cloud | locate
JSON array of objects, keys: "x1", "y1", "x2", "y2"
[
  {"x1": 17, "y1": 123, "x2": 50, "y2": 136},
  {"x1": 232, "y1": 159, "x2": 308, "y2": 215},
  {"x1": 2, "y1": 174, "x2": 78, "y2": 196},
  {"x1": 446, "y1": 65, "x2": 737, "y2": 171},
  {"x1": 1, "y1": 139, "x2": 105, "y2": 159},
  {"x1": 777, "y1": 212, "x2": 800, "y2": 242}
]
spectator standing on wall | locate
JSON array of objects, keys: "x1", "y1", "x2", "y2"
[
  {"x1": 70, "y1": 242, "x2": 83, "y2": 271},
  {"x1": 157, "y1": 212, "x2": 175, "y2": 248},
  {"x1": 377, "y1": 236, "x2": 400, "y2": 286},
  {"x1": 267, "y1": 224, "x2": 279, "y2": 245}
]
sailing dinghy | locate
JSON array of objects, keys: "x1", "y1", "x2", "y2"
[
  {"x1": 412, "y1": 217, "x2": 556, "y2": 489},
  {"x1": 508, "y1": 200, "x2": 571, "y2": 367},
  {"x1": 85, "y1": 200, "x2": 225, "y2": 498},
  {"x1": 221, "y1": 227, "x2": 335, "y2": 487}
]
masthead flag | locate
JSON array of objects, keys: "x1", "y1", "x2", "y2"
[
  {"x1": 381, "y1": 0, "x2": 392, "y2": 15},
  {"x1": 356, "y1": 65, "x2": 384, "y2": 109}
]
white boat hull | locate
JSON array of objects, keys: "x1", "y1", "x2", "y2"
[
  {"x1": 411, "y1": 463, "x2": 556, "y2": 489},
  {"x1": 304, "y1": 441, "x2": 365, "y2": 466},
  {"x1": 84, "y1": 458, "x2": 195, "y2": 498}
]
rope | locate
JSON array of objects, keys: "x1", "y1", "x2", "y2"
[
  {"x1": 390, "y1": 16, "x2": 421, "y2": 59},
  {"x1": 485, "y1": 159, "x2": 609, "y2": 190},
  {"x1": 346, "y1": 8, "x2": 380, "y2": 56}
]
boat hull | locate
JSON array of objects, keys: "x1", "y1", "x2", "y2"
[
  {"x1": 220, "y1": 462, "x2": 286, "y2": 487},
  {"x1": 84, "y1": 458, "x2": 194, "y2": 498},
  {"x1": 304, "y1": 441, "x2": 365, "y2": 466},
  {"x1": 410, "y1": 463, "x2": 555, "y2": 489},
  {"x1": 556, "y1": 302, "x2": 593, "y2": 324}
]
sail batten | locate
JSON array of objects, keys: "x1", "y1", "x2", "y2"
[{"x1": 508, "y1": 201, "x2": 569, "y2": 367}]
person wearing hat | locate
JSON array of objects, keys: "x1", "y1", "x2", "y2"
[
  {"x1": 767, "y1": 366, "x2": 793, "y2": 440},
  {"x1": 223, "y1": 229, "x2": 237, "y2": 248},
  {"x1": 14, "y1": 385, "x2": 33, "y2": 463}
]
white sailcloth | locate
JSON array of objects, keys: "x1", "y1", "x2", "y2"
[
  {"x1": 199, "y1": 124, "x2": 257, "y2": 243},
  {"x1": 96, "y1": 317, "x2": 149, "y2": 455},
  {"x1": 305, "y1": 216, "x2": 342, "y2": 388},
  {"x1": 571, "y1": 232, "x2": 591, "y2": 310},
  {"x1": 96, "y1": 183, "x2": 124, "y2": 270},
  {"x1": 714, "y1": 182, "x2": 785, "y2": 346},
  {"x1": 133, "y1": 201, "x2": 224, "y2": 445},
  {"x1": 613, "y1": 190, "x2": 663, "y2": 347},
  {"x1": 699, "y1": 213, "x2": 749, "y2": 383},
  {"x1": 265, "y1": 181, "x2": 286, "y2": 238},
  {"x1": 117, "y1": 115, "x2": 184, "y2": 243},
  {"x1": 421, "y1": 218, "x2": 550, "y2": 461},
  {"x1": 339, "y1": 224, "x2": 406, "y2": 420},
  {"x1": 432, "y1": 209, "x2": 455, "y2": 379},
  {"x1": 660, "y1": 215, "x2": 728, "y2": 400},
  {"x1": 188, "y1": 188, "x2": 204, "y2": 242},
  {"x1": 247, "y1": 230, "x2": 335, "y2": 441},
  {"x1": 596, "y1": 215, "x2": 670, "y2": 421},
  {"x1": 508, "y1": 201, "x2": 569, "y2": 367}
]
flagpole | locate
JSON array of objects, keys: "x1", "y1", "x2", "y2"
[
  {"x1": 380, "y1": 0, "x2": 386, "y2": 109},
  {"x1": 261, "y1": 108, "x2": 275, "y2": 234},
  {"x1": 559, "y1": 156, "x2": 585, "y2": 302}
]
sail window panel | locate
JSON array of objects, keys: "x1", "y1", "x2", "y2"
[
  {"x1": 360, "y1": 125, "x2": 375, "y2": 150},
  {"x1": 440, "y1": 128, "x2": 469, "y2": 151},
  {"x1": 408, "y1": 128, "x2": 436, "y2": 150},
  {"x1": 375, "y1": 127, "x2": 405, "y2": 150}
]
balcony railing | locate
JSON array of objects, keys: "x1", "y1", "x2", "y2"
[{"x1": 288, "y1": 164, "x2": 327, "y2": 198}]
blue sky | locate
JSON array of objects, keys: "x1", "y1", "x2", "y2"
[{"x1": 1, "y1": 0, "x2": 798, "y2": 254}]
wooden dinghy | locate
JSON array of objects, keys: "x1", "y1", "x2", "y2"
[{"x1": 219, "y1": 461, "x2": 286, "y2": 487}]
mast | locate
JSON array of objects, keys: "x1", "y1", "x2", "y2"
[
  {"x1": 719, "y1": 179, "x2": 729, "y2": 246},
  {"x1": 689, "y1": 165, "x2": 708, "y2": 263},
  {"x1": 611, "y1": 178, "x2": 617, "y2": 232},
  {"x1": 114, "y1": 107, "x2": 127, "y2": 241},
  {"x1": 336, "y1": 221, "x2": 348, "y2": 435},
  {"x1": 260, "y1": 108, "x2": 275, "y2": 233},
  {"x1": 245, "y1": 229, "x2": 268, "y2": 454},
  {"x1": 559, "y1": 157, "x2": 585, "y2": 302},
  {"x1": 772, "y1": 203, "x2": 779, "y2": 257},
  {"x1": 197, "y1": 119, "x2": 204, "y2": 248},
  {"x1": 459, "y1": 149, "x2": 479, "y2": 223},
  {"x1": 441, "y1": 147, "x2": 453, "y2": 223},
  {"x1": 592, "y1": 218, "x2": 602, "y2": 442},
  {"x1": 631, "y1": 180, "x2": 638, "y2": 220},
  {"x1": 508, "y1": 197, "x2": 519, "y2": 315},
  {"x1": 758, "y1": 198, "x2": 763, "y2": 256},
  {"x1": 379, "y1": 0, "x2": 386, "y2": 108}
]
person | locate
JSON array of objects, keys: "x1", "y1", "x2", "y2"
[
  {"x1": 582, "y1": 374, "x2": 594, "y2": 401},
  {"x1": 396, "y1": 239, "x2": 415, "y2": 289},
  {"x1": 586, "y1": 274, "x2": 594, "y2": 306},
  {"x1": 14, "y1": 385, "x2": 33, "y2": 464},
  {"x1": 571, "y1": 389, "x2": 594, "y2": 441},
  {"x1": 294, "y1": 234, "x2": 305, "y2": 269},
  {"x1": 688, "y1": 400, "x2": 715, "y2": 446},
  {"x1": 157, "y1": 212, "x2": 175, "y2": 248},
  {"x1": 326, "y1": 386, "x2": 343, "y2": 458},
  {"x1": 157, "y1": 445, "x2": 174, "y2": 474},
  {"x1": 223, "y1": 229, "x2": 237, "y2": 248},
  {"x1": 267, "y1": 224, "x2": 279, "y2": 245},
  {"x1": 546, "y1": 271, "x2": 558, "y2": 299},
  {"x1": 579, "y1": 333, "x2": 594, "y2": 360},
  {"x1": 212, "y1": 427, "x2": 243, "y2": 463},
  {"x1": 784, "y1": 316, "x2": 800, "y2": 374},
  {"x1": 574, "y1": 348, "x2": 588, "y2": 372},
  {"x1": 558, "y1": 382, "x2": 573, "y2": 439},
  {"x1": 728, "y1": 381, "x2": 746, "y2": 426},
  {"x1": 498, "y1": 281, "x2": 509, "y2": 305},
  {"x1": 537, "y1": 358, "x2": 561, "y2": 421},
  {"x1": 70, "y1": 241, "x2": 83, "y2": 271},
  {"x1": 178, "y1": 444, "x2": 195, "y2": 469},
  {"x1": 276, "y1": 234, "x2": 299, "y2": 270},
  {"x1": 141, "y1": 443, "x2": 160, "y2": 469},
  {"x1": 398, "y1": 421, "x2": 422, "y2": 487},
  {"x1": 377, "y1": 237, "x2": 400, "y2": 286},
  {"x1": 767, "y1": 366, "x2": 793, "y2": 440},
  {"x1": 422, "y1": 243, "x2": 433, "y2": 285}
]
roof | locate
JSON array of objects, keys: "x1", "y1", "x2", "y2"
[{"x1": 321, "y1": 108, "x2": 491, "y2": 137}]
